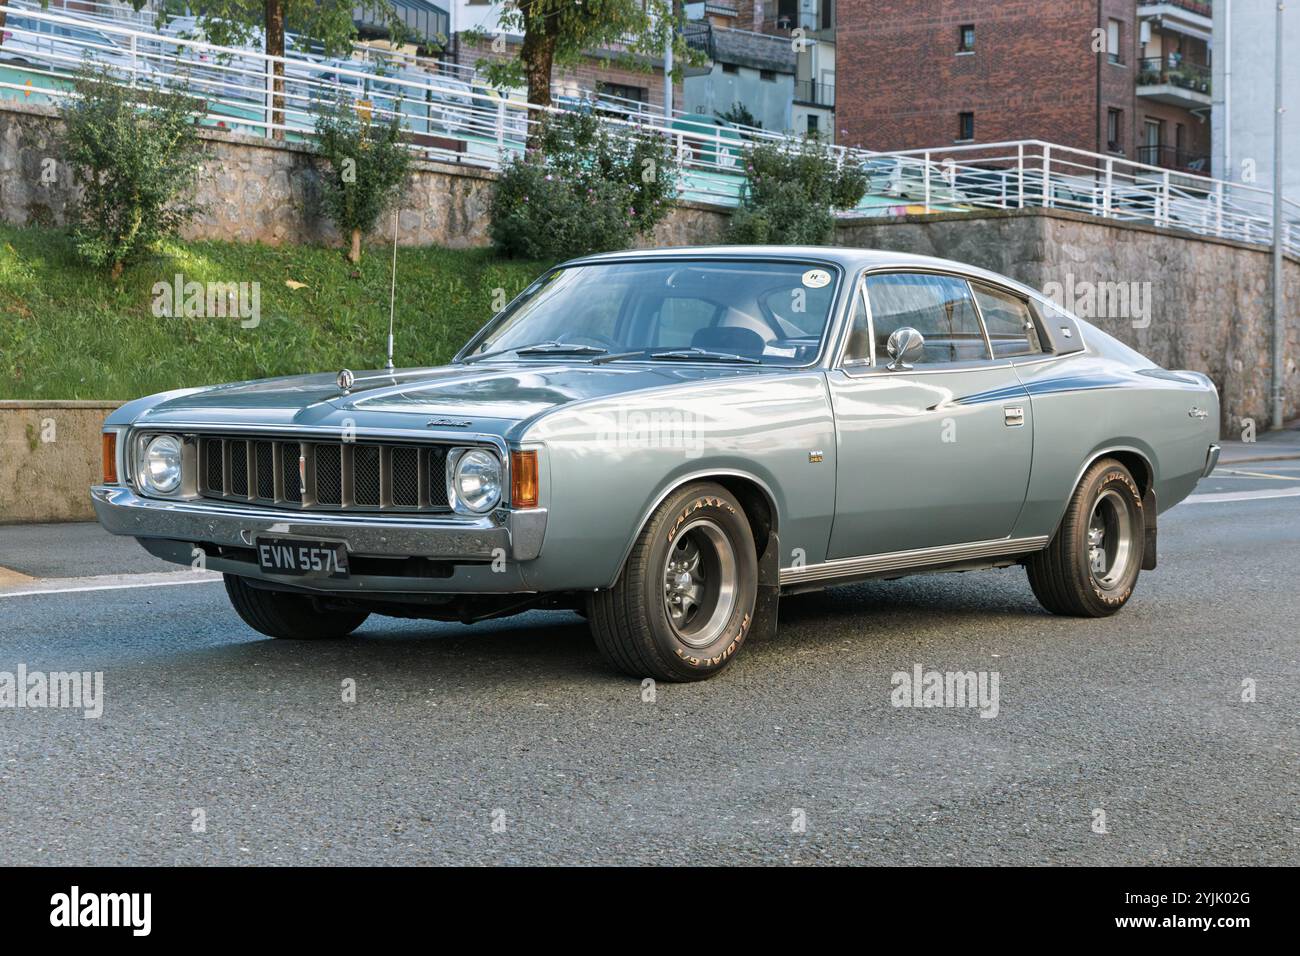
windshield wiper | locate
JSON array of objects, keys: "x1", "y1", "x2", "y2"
[
  {"x1": 593, "y1": 347, "x2": 760, "y2": 365},
  {"x1": 514, "y1": 341, "x2": 608, "y2": 356},
  {"x1": 459, "y1": 341, "x2": 607, "y2": 364}
]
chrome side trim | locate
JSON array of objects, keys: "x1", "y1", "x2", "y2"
[{"x1": 779, "y1": 535, "x2": 1050, "y2": 587}]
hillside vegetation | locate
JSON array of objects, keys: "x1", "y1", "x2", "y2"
[{"x1": 0, "y1": 224, "x2": 546, "y2": 400}]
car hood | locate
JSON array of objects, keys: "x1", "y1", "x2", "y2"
[{"x1": 128, "y1": 362, "x2": 781, "y2": 438}]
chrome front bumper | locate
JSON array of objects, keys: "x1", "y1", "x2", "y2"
[{"x1": 91, "y1": 485, "x2": 546, "y2": 562}]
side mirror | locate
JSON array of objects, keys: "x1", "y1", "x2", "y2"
[{"x1": 885, "y1": 327, "x2": 925, "y2": 371}]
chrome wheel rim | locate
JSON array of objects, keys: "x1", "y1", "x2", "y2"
[
  {"x1": 1087, "y1": 488, "x2": 1134, "y2": 590},
  {"x1": 662, "y1": 518, "x2": 738, "y2": 649}
]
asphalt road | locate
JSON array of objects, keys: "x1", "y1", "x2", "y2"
[{"x1": 0, "y1": 464, "x2": 1297, "y2": 865}]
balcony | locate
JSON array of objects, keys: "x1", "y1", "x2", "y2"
[
  {"x1": 1136, "y1": 144, "x2": 1210, "y2": 174},
  {"x1": 1137, "y1": 2, "x2": 1213, "y2": 41},
  {"x1": 794, "y1": 78, "x2": 834, "y2": 108},
  {"x1": 1136, "y1": 56, "x2": 1211, "y2": 108}
]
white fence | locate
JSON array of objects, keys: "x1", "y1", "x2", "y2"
[{"x1": 1, "y1": 5, "x2": 1298, "y2": 255}]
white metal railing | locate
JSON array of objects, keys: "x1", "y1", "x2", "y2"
[{"x1": 1, "y1": 7, "x2": 1298, "y2": 255}]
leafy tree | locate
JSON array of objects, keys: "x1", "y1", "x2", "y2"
[
  {"x1": 489, "y1": 110, "x2": 678, "y2": 260},
  {"x1": 472, "y1": 1, "x2": 694, "y2": 124},
  {"x1": 313, "y1": 97, "x2": 412, "y2": 263},
  {"x1": 59, "y1": 67, "x2": 204, "y2": 277},
  {"x1": 169, "y1": 1, "x2": 405, "y2": 139},
  {"x1": 728, "y1": 136, "x2": 868, "y2": 245}
]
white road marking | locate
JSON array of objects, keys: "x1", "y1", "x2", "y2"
[
  {"x1": 0, "y1": 570, "x2": 222, "y2": 599},
  {"x1": 1214, "y1": 468, "x2": 1300, "y2": 480},
  {"x1": 1184, "y1": 487, "x2": 1300, "y2": 504}
]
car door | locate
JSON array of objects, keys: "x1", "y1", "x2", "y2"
[{"x1": 825, "y1": 270, "x2": 1035, "y2": 559}]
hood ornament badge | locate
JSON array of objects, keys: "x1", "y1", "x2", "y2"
[
  {"x1": 336, "y1": 369, "x2": 355, "y2": 394},
  {"x1": 427, "y1": 418, "x2": 471, "y2": 428}
]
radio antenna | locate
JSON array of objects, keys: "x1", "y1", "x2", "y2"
[{"x1": 385, "y1": 205, "x2": 398, "y2": 372}]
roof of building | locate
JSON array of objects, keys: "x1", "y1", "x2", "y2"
[{"x1": 687, "y1": 23, "x2": 798, "y2": 74}]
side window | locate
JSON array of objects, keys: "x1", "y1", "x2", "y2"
[
  {"x1": 865, "y1": 273, "x2": 990, "y2": 364},
  {"x1": 972, "y1": 284, "x2": 1042, "y2": 357},
  {"x1": 842, "y1": 283, "x2": 871, "y2": 363}
]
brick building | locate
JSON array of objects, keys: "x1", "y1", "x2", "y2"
[{"x1": 837, "y1": 0, "x2": 1212, "y2": 172}]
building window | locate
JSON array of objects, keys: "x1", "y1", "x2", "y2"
[
  {"x1": 957, "y1": 111, "x2": 974, "y2": 141},
  {"x1": 759, "y1": 69, "x2": 777, "y2": 82},
  {"x1": 958, "y1": 24, "x2": 975, "y2": 53},
  {"x1": 596, "y1": 82, "x2": 647, "y2": 104},
  {"x1": 1107, "y1": 108, "x2": 1123, "y2": 152},
  {"x1": 721, "y1": 62, "x2": 738, "y2": 74},
  {"x1": 1107, "y1": 18, "x2": 1123, "y2": 64},
  {"x1": 807, "y1": 113, "x2": 819, "y2": 136}
]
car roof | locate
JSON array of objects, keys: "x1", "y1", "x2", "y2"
[{"x1": 564, "y1": 246, "x2": 1044, "y2": 300}]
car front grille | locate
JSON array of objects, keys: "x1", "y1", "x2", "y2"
[{"x1": 197, "y1": 435, "x2": 451, "y2": 513}]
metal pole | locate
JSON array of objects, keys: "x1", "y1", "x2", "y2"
[
  {"x1": 1271, "y1": 2, "x2": 1287, "y2": 429},
  {"x1": 663, "y1": 3, "x2": 675, "y2": 118}
]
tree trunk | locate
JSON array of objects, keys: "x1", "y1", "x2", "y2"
[
  {"x1": 520, "y1": 20, "x2": 556, "y2": 151},
  {"x1": 348, "y1": 228, "x2": 362, "y2": 264},
  {"x1": 264, "y1": 0, "x2": 286, "y2": 141}
]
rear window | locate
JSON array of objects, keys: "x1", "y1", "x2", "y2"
[{"x1": 972, "y1": 283, "x2": 1043, "y2": 357}]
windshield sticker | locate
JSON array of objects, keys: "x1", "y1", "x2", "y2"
[{"x1": 802, "y1": 269, "x2": 831, "y2": 289}]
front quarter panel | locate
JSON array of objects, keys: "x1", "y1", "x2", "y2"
[{"x1": 517, "y1": 372, "x2": 836, "y2": 591}]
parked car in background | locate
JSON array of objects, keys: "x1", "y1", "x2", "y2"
[
  {"x1": 92, "y1": 248, "x2": 1220, "y2": 682},
  {"x1": 863, "y1": 156, "x2": 968, "y2": 204},
  {"x1": 0, "y1": 6, "x2": 143, "y2": 79}
]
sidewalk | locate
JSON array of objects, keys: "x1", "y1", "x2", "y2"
[{"x1": 1218, "y1": 420, "x2": 1300, "y2": 465}]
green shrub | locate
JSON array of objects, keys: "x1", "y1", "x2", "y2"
[
  {"x1": 727, "y1": 135, "x2": 868, "y2": 245},
  {"x1": 313, "y1": 97, "x2": 413, "y2": 263},
  {"x1": 59, "y1": 67, "x2": 204, "y2": 277},
  {"x1": 489, "y1": 110, "x2": 677, "y2": 261}
]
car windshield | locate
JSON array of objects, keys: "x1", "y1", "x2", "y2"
[{"x1": 461, "y1": 259, "x2": 841, "y2": 366}]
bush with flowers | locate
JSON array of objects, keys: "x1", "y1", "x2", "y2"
[{"x1": 489, "y1": 110, "x2": 678, "y2": 261}]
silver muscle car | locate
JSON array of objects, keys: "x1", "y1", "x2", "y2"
[{"x1": 92, "y1": 247, "x2": 1221, "y2": 681}]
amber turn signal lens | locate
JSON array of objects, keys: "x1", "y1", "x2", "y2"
[
  {"x1": 101, "y1": 432, "x2": 118, "y2": 484},
  {"x1": 510, "y1": 450, "x2": 538, "y2": 508}
]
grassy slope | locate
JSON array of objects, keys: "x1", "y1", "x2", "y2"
[{"x1": 0, "y1": 224, "x2": 546, "y2": 400}]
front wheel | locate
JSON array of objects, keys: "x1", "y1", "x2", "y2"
[
  {"x1": 224, "y1": 574, "x2": 369, "y2": 639},
  {"x1": 1026, "y1": 458, "x2": 1145, "y2": 617},
  {"x1": 588, "y1": 482, "x2": 757, "y2": 682}
]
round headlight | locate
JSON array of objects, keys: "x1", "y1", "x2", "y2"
[
  {"x1": 142, "y1": 435, "x2": 183, "y2": 494},
  {"x1": 451, "y1": 449, "x2": 502, "y2": 514}
]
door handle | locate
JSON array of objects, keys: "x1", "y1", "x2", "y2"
[{"x1": 1004, "y1": 405, "x2": 1025, "y2": 427}]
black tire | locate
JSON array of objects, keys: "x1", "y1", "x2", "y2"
[
  {"x1": 588, "y1": 482, "x2": 757, "y2": 682},
  {"x1": 223, "y1": 574, "x2": 369, "y2": 639},
  {"x1": 1026, "y1": 458, "x2": 1145, "y2": 617}
]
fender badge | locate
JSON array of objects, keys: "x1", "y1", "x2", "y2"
[
  {"x1": 427, "y1": 418, "x2": 472, "y2": 428},
  {"x1": 336, "y1": 368, "x2": 355, "y2": 393}
]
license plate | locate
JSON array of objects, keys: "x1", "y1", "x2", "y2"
[{"x1": 255, "y1": 538, "x2": 350, "y2": 579}]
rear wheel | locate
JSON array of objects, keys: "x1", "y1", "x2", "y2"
[
  {"x1": 224, "y1": 574, "x2": 369, "y2": 639},
  {"x1": 588, "y1": 482, "x2": 757, "y2": 682},
  {"x1": 1026, "y1": 458, "x2": 1144, "y2": 617}
]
